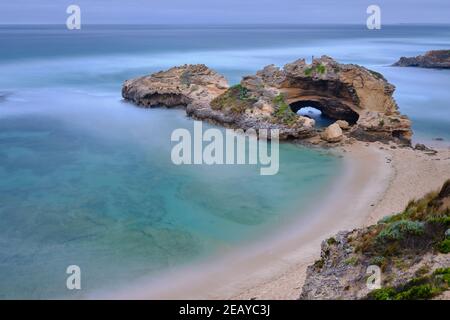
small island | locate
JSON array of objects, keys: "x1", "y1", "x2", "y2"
[
  {"x1": 393, "y1": 50, "x2": 450, "y2": 69},
  {"x1": 122, "y1": 56, "x2": 412, "y2": 145}
]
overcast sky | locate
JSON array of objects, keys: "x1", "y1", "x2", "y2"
[{"x1": 1, "y1": 0, "x2": 449, "y2": 24}]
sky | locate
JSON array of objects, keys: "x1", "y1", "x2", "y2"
[{"x1": 1, "y1": 0, "x2": 449, "y2": 24}]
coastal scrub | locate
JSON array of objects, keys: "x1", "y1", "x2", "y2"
[
  {"x1": 210, "y1": 84, "x2": 256, "y2": 114},
  {"x1": 272, "y1": 94, "x2": 297, "y2": 125}
]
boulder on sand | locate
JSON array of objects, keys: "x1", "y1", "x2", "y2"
[{"x1": 321, "y1": 123, "x2": 343, "y2": 143}]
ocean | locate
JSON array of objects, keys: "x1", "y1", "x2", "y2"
[{"x1": 0, "y1": 24, "x2": 449, "y2": 298}]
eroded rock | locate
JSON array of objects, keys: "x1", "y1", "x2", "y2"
[
  {"x1": 122, "y1": 64, "x2": 229, "y2": 108},
  {"x1": 122, "y1": 56, "x2": 412, "y2": 143}
]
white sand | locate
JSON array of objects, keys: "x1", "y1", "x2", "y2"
[{"x1": 96, "y1": 141, "x2": 450, "y2": 300}]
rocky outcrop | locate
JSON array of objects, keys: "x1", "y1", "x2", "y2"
[
  {"x1": 300, "y1": 180, "x2": 450, "y2": 300},
  {"x1": 122, "y1": 64, "x2": 229, "y2": 109},
  {"x1": 393, "y1": 50, "x2": 450, "y2": 69},
  {"x1": 122, "y1": 56, "x2": 412, "y2": 143}
]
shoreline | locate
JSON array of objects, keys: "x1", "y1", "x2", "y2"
[
  {"x1": 232, "y1": 141, "x2": 450, "y2": 299},
  {"x1": 92, "y1": 140, "x2": 450, "y2": 300}
]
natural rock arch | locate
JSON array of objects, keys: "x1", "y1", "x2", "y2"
[
  {"x1": 288, "y1": 99, "x2": 360, "y2": 125},
  {"x1": 122, "y1": 56, "x2": 413, "y2": 143}
]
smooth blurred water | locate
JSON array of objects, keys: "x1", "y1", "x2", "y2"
[
  {"x1": 1, "y1": 24, "x2": 449, "y2": 140},
  {"x1": 0, "y1": 25, "x2": 449, "y2": 299}
]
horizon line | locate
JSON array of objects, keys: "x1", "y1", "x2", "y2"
[{"x1": 1, "y1": 22, "x2": 450, "y2": 26}]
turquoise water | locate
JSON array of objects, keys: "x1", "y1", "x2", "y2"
[{"x1": 1, "y1": 25, "x2": 449, "y2": 299}]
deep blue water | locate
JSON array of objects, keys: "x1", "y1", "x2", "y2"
[{"x1": 0, "y1": 24, "x2": 449, "y2": 299}]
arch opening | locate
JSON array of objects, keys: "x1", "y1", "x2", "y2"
[
  {"x1": 290, "y1": 100, "x2": 359, "y2": 126},
  {"x1": 297, "y1": 106, "x2": 334, "y2": 128}
]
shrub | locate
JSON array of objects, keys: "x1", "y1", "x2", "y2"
[
  {"x1": 437, "y1": 238, "x2": 450, "y2": 253},
  {"x1": 377, "y1": 220, "x2": 425, "y2": 242},
  {"x1": 344, "y1": 256, "x2": 358, "y2": 266},
  {"x1": 210, "y1": 84, "x2": 256, "y2": 114},
  {"x1": 314, "y1": 258, "x2": 324, "y2": 269},
  {"x1": 316, "y1": 64, "x2": 326, "y2": 74},
  {"x1": 434, "y1": 268, "x2": 450, "y2": 285},
  {"x1": 368, "y1": 268, "x2": 449, "y2": 300},
  {"x1": 395, "y1": 284, "x2": 436, "y2": 300},
  {"x1": 272, "y1": 94, "x2": 297, "y2": 125},
  {"x1": 304, "y1": 67, "x2": 313, "y2": 76},
  {"x1": 368, "y1": 69, "x2": 386, "y2": 81},
  {"x1": 370, "y1": 256, "x2": 386, "y2": 268},
  {"x1": 369, "y1": 288, "x2": 396, "y2": 300},
  {"x1": 234, "y1": 84, "x2": 250, "y2": 100},
  {"x1": 378, "y1": 214, "x2": 402, "y2": 224}
]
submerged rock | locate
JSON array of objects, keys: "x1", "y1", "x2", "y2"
[
  {"x1": 122, "y1": 56, "x2": 412, "y2": 143},
  {"x1": 393, "y1": 50, "x2": 450, "y2": 69}
]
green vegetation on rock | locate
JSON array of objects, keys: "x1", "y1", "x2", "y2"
[
  {"x1": 272, "y1": 94, "x2": 297, "y2": 126},
  {"x1": 368, "y1": 268, "x2": 450, "y2": 300},
  {"x1": 210, "y1": 84, "x2": 256, "y2": 114},
  {"x1": 438, "y1": 238, "x2": 450, "y2": 253},
  {"x1": 355, "y1": 180, "x2": 450, "y2": 257},
  {"x1": 304, "y1": 63, "x2": 327, "y2": 76},
  {"x1": 376, "y1": 220, "x2": 425, "y2": 242},
  {"x1": 368, "y1": 69, "x2": 387, "y2": 81},
  {"x1": 327, "y1": 237, "x2": 337, "y2": 245}
]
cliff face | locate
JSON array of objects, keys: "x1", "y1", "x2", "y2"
[
  {"x1": 300, "y1": 180, "x2": 450, "y2": 300},
  {"x1": 122, "y1": 56, "x2": 412, "y2": 143},
  {"x1": 393, "y1": 50, "x2": 450, "y2": 69}
]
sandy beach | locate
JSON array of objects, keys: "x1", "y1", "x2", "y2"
[
  {"x1": 231, "y1": 142, "x2": 450, "y2": 300},
  {"x1": 96, "y1": 140, "x2": 450, "y2": 300}
]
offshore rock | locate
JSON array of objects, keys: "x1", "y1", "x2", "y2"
[
  {"x1": 123, "y1": 56, "x2": 412, "y2": 143},
  {"x1": 393, "y1": 50, "x2": 450, "y2": 69}
]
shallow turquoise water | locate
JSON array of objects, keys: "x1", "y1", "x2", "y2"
[
  {"x1": 1, "y1": 25, "x2": 449, "y2": 299},
  {"x1": 0, "y1": 89, "x2": 340, "y2": 298}
]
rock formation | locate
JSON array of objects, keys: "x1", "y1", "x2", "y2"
[
  {"x1": 320, "y1": 123, "x2": 343, "y2": 143},
  {"x1": 122, "y1": 56, "x2": 412, "y2": 143},
  {"x1": 335, "y1": 120, "x2": 350, "y2": 130},
  {"x1": 122, "y1": 64, "x2": 229, "y2": 109},
  {"x1": 300, "y1": 180, "x2": 450, "y2": 300},
  {"x1": 393, "y1": 50, "x2": 450, "y2": 69}
]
